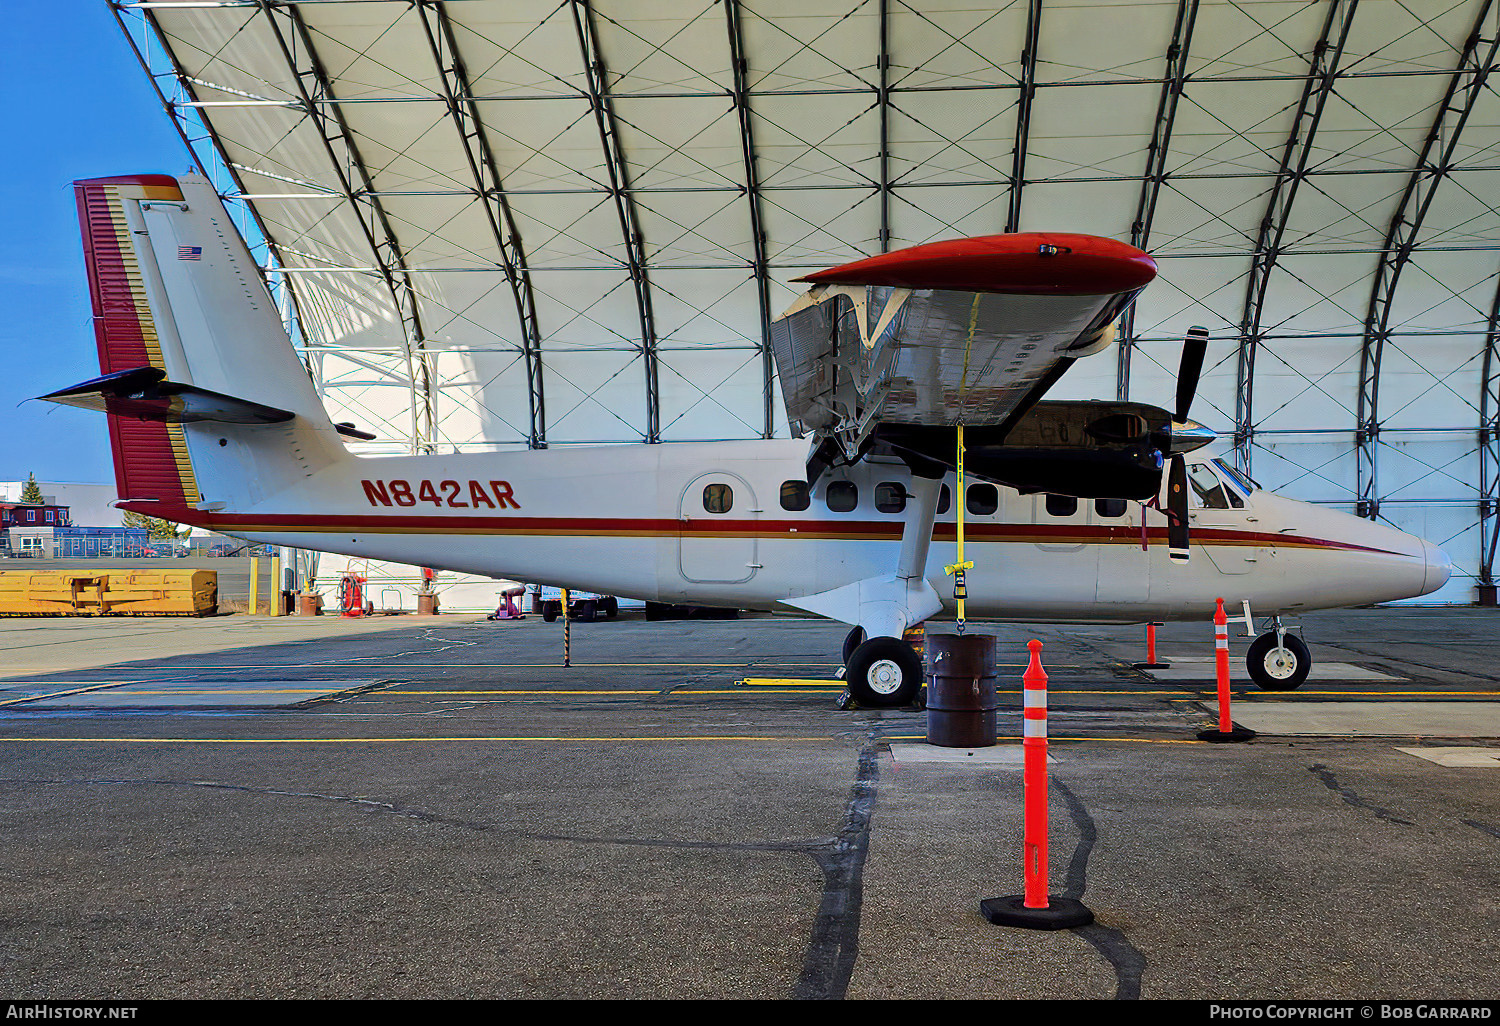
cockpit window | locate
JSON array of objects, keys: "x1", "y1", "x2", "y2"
[
  {"x1": 1186, "y1": 463, "x2": 1243, "y2": 510},
  {"x1": 1213, "y1": 458, "x2": 1256, "y2": 496}
]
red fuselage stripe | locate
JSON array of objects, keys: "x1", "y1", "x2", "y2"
[{"x1": 165, "y1": 509, "x2": 1407, "y2": 558}]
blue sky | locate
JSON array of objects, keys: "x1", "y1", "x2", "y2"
[{"x1": 1, "y1": 2, "x2": 184, "y2": 484}]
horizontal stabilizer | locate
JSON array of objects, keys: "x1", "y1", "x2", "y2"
[{"x1": 36, "y1": 366, "x2": 294, "y2": 426}]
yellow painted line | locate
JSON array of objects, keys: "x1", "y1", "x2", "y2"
[
  {"x1": 375, "y1": 690, "x2": 661, "y2": 696},
  {"x1": 0, "y1": 735, "x2": 829, "y2": 744},
  {"x1": 739, "y1": 678, "x2": 843, "y2": 687},
  {"x1": 676, "y1": 689, "x2": 840, "y2": 695}
]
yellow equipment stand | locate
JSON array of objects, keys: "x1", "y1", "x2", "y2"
[{"x1": 0, "y1": 570, "x2": 217, "y2": 616}]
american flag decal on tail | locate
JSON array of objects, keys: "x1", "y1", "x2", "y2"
[{"x1": 177, "y1": 245, "x2": 202, "y2": 261}]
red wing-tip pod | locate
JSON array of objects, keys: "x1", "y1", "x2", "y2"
[
  {"x1": 1198, "y1": 598, "x2": 1256, "y2": 743},
  {"x1": 979, "y1": 640, "x2": 1095, "y2": 930}
]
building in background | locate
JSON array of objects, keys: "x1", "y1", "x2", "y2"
[
  {"x1": 0, "y1": 482, "x2": 118, "y2": 529},
  {"x1": 5, "y1": 525, "x2": 150, "y2": 559}
]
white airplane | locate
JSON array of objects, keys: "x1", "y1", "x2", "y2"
[{"x1": 40, "y1": 174, "x2": 1452, "y2": 706}]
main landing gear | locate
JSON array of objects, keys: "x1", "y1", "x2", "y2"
[
  {"x1": 841, "y1": 627, "x2": 924, "y2": 707},
  {"x1": 1245, "y1": 615, "x2": 1311, "y2": 691}
]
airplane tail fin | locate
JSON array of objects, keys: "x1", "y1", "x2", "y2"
[{"x1": 62, "y1": 173, "x2": 350, "y2": 519}]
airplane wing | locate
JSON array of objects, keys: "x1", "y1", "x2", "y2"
[{"x1": 770, "y1": 233, "x2": 1157, "y2": 472}]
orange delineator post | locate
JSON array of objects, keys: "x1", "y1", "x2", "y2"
[
  {"x1": 1198, "y1": 597, "x2": 1256, "y2": 743},
  {"x1": 1148, "y1": 624, "x2": 1160, "y2": 665},
  {"x1": 979, "y1": 639, "x2": 1093, "y2": 930},
  {"x1": 1022, "y1": 638, "x2": 1050, "y2": 910},
  {"x1": 1215, "y1": 598, "x2": 1232, "y2": 733}
]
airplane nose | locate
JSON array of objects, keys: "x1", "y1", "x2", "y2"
[{"x1": 1423, "y1": 540, "x2": 1453, "y2": 594}]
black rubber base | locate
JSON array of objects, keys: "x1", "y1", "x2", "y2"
[
  {"x1": 979, "y1": 895, "x2": 1094, "y2": 931},
  {"x1": 837, "y1": 688, "x2": 927, "y2": 712},
  {"x1": 1132, "y1": 661, "x2": 1172, "y2": 670},
  {"x1": 1197, "y1": 725, "x2": 1258, "y2": 743}
]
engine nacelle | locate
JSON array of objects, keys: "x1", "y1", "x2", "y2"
[{"x1": 875, "y1": 400, "x2": 1213, "y2": 500}]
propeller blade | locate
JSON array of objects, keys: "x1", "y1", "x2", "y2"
[
  {"x1": 1175, "y1": 325, "x2": 1209, "y2": 424},
  {"x1": 1167, "y1": 454, "x2": 1190, "y2": 563}
]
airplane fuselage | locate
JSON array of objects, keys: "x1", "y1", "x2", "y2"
[{"x1": 189, "y1": 437, "x2": 1450, "y2": 623}]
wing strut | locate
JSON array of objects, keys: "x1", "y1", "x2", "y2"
[{"x1": 782, "y1": 469, "x2": 945, "y2": 638}]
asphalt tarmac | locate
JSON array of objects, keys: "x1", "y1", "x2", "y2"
[{"x1": 0, "y1": 608, "x2": 1496, "y2": 999}]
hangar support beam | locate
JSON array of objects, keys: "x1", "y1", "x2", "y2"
[
  {"x1": 1004, "y1": 0, "x2": 1043, "y2": 234},
  {"x1": 257, "y1": 1, "x2": 438, "y2": 455},
  {"x1": 1356, "y1": 0, "x2": 1500, "y2": 519},
  {"x1": 725, "y1": 0, "x2": 775, "y2": 440},
  {"x1": 1233, "y1": 0, "x2": 1359, "y2": 474},
  {"x1": 1116, "y1": 0, "x2": 1200, "y2": 402},
  {"x1": 571, "y1": 0, "x2": 662, "y2": 444},
  {"x1": 415, "y1": 0, "x2": 547, "y2": 450},
  {"x1": 1481, "y1": 274, "x2": 1500, "y2": 598},
  {"x1": 876, "y1": 0, "x2": 891, "y2": 253}
]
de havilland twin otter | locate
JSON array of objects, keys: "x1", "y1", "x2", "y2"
[{"x1": 41, "y1": 174, "x2": 1452, "y2": 706}]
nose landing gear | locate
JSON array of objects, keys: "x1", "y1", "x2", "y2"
[{"x1": 1246, "y1": 617, "x2": 1311, "y2": 691}]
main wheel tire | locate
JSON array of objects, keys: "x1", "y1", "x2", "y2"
[
  {"x1": 603, "y1": 598, "x2": 618, "y2": 619},
  {"x1": 1247, "y1": 632, "x2": 1311, "y2": 691},
  {"x1": 841, "y1": 626, "x2": 867, "y2": 666},
  {"x1": 542, "y1": 601, "x2": 559, "y2": 623},
  {"x1": 575, "y1": 600, "x2": 597, "y2": 623},
  {"x1": 845, "y1": 636, "x2": 923, "y2": 708}
]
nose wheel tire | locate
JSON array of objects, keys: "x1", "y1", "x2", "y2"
[
  {"x1": 845, "y1": 636, "x2": 923, "y2": 708},
  {"x1": 1246, "y1": 632, "x2": 1311, "y2": 691}
]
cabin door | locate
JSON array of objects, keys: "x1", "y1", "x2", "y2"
[{"x1": 679, "y1": 472, "x2": 759, "y2": 584}]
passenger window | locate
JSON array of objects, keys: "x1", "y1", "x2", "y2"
[
  {"x1": 1045, "y1": 494, "x2": 1078, "y2": 518},
  {"x1": 703, "y1": 483, "x2": 733, "y2": 514},
  {"x1": 826, "y1": 480, "x2": 858, "y2": 513},
  {"x1": 1186, "y1": 464, "x2": 1241, "y2": 510},
  {"x1": 780, "y1": 480, "x2": 810, "y2": 512},
  {"x1": 1095, "y1": 497, "x2": 1127, "y2": 518},
  {"x1": 875, "y1": 482, "x2": 906, "y2": 514},
  {"x1": 966, "y1": 484, "x2": 999, "y2": 516},
  {"x1": 937, "y1": 484, "x2": 951, "y2": 515}
]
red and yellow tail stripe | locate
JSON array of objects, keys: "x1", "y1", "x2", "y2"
[{"x1": 75, "y1": 175, "x2": 200, "y2": 514}]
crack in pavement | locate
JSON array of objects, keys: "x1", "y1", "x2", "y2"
[
  {"x1": 1461, "y1": 818, "x2": 1500, "y2": 840},
  {"x1": 793, "y1": 735, "x2": 879, "y2": 1001},
  {"x1": 1308, "y1": 764, "x2": 1413, "y2": 826},
  {"x1": 1053, "y1": 778, "x2": 1147, "y2": 1001}
]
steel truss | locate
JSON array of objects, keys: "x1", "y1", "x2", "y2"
[
  {"x1": 725, "y1": 0, "x2": 774, "y2": 439},
  {"x1": 1116, "y1": 0, "x2": 1200, "y2": 401},
  {"x1": 413, "y1": 0, "x2": 546, "y2": 449},
  {"x1": 1481, "y1": 276, "x2": 1500, "y2": 595},
  {"x1": 259, "y1": 1, "x2": 438, "y2": 454},
  {"x1": 570, "y1": 0, "x2": 661, "y2": 444},
  {"x1": 1232, "y1": 0, "x2": 1359, "y2": 473},
  {"x1": 1005, "y1": 0, "x2": 1042, "y2": 235},
  {"x1": 1357, "y1": 0, "x2": 1500, "y2": 519}
]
